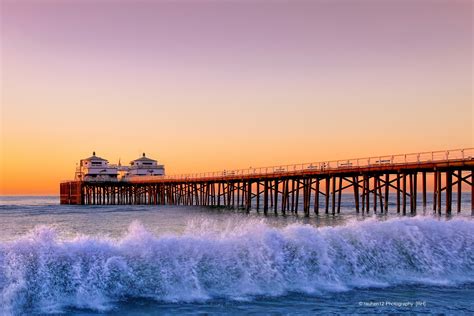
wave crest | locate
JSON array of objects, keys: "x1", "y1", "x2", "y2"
[{"x1": 1, "y1": 217, "x2": 473, "y2": 313}]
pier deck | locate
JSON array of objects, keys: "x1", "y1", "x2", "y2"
[{"x1": 61, "y1": 148, "x2": 474, "y2": 215}]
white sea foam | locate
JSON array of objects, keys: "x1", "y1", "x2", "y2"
[{"x1": 0, "y1": 216, "x2": 473, "y2": 314}]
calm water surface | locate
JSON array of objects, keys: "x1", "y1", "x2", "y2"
[{"x1": 0, "y1": 196, "x2": 473, "y2": 315}]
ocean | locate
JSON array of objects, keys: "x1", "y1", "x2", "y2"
[{"x1": 0, "y1": 195, "x2": 473, "y2": 315}]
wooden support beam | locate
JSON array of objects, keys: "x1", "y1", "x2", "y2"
[
  {"x1": 413, "y1": 172, "x2": 417, "y2": 213},
  {"x1": 384, "y1": 174, "x2": 389, "y2": 213},
  {"x1": 270, "y1": 181, "x2": 273, "y2": 209},
  {"x1": 336, "y1": 179, "x2": 359, "y2": 193},
  {"x1": 282, "y1": 179, "x2": 287, "y2": 215},
  {"x1": 314, "y1": 178, "x2": 320, "y2": 214},
  {"x1": 241, "y1": 182, "x2": 246, "y2": 208},
  {"x1": 472, "y1": 172, "x2": 474, "y2": 215},
  {"x1": 256, "y1": 181, "x2": 260, "y2": 212},
  {"x1": 456, "y1": 173, "x2": 472, "y2": 185},
  {"x1": 274, "y1": 179, "x2": 279, "y2": 215},
  {"x1": 302, "y1": 179, "x2": 306, "y2": 215},
  {"x1": 433, "y1": 171, "x2": 437, "y2": 211},
  {"x1": 337, "y1": 177, "x2": 342, "y2": 214},
  {"x1": 409, "y1": 173, "x2": 414, "y2": 213},
  {"x1": 264, "y1": 180, "x2": 268, "y2": 215},
  {"x1": 446, "y1": 171, "x2": 452, "y2": 214},
  {"x1": 246, "y1": 181, "x2": 252, "y2": 212},
  {"x1": 402, "y1": 174, "x2": 407, "y2": 215},
  {"x1": 331, "y1": 176, "x2": 336, "y2": 214},
  {"x1": 232, "y1": 182, "x2": 235, "y2": 207},
  {"x1": 93, "y1": 186, "x2": 96, "y2": 205},
  {"x1": 437, "y1": 171, "x2": 442, "y2": 214},
  {"x1": 361, "y1": 175, "x2": 366, "y2": 213},
  {"x1": 291, "y1": 179, "x2": 295, "y2": 212},
  {"x1": 457, "y1": 170, "x2": 461, "y2": 213},
  {"x1": 373, "y1": 176, "x2": 377, "y2": 213},
  {"x1": 422, "y1": 171, "x2": 427, "y2": 209},
  {"x1": 302, "y1": 179, "x2": 307, "y2": 216},
  {"x1": 227, "y1": 183, "x2": 231, "y2": 207},
  {"x1": 378, "y1": 177, "x2": 410, "y2": 197},
  {"x1": 295, "y1": 179, "x2": 300, "y2": 213},
  {"x1": 286, "y1": 179, "x2": 291, "y2": 213},
  {"x1": 366, "y1": 175, "x2": 370, "y2": 212},
  {"x1": 378, "y1": 176, "x2": 383, "y2": 212},
  {"x1": 287, "y1": 180, "x2": 291, "y2": 212},
  {"x1": 237, "y1": 182, "x2": 240, "y2": 208},
  {"x1": 306, "y1": 179, "x2": 311, "y2": 217},
  {"x1": 325, "y1": 177, "x2": 330, "y2": 214},
  {"x1": 353, "y1": 176, "x2": 359, "y2": 213}
]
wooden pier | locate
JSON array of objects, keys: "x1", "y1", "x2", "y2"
[{"x1": 61, "y1": 148, "x2": 474, "y2": 215}]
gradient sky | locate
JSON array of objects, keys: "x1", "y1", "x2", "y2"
[{"x1": 1, "y1": 0, "x2": 472, "y2": 194}]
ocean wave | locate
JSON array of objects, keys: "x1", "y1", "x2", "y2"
[{"x1": 0, "y1": 217, "x2": 473, "y2": 314}]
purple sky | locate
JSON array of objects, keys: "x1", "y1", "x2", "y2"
[{"x1": 1, "y1": 0, "x2": 472, "y2": 193}]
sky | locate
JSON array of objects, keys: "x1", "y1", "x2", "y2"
[{"x1": 0, "y1": 0, "x2": 472, "y2": 195}]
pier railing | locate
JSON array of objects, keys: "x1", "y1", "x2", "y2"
[{"x1": 126, "y1": 148, "x2": 473, "y2": 182}]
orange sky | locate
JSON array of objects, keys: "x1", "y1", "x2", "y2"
[{"x1": 1, "y1": 1, "x2": 472, "y2": 195}]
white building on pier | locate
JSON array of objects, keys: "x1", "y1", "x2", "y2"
[
  {"x1": 75, "y1": 152, "x2": 118, "y2": 182},
  {"x1": 127, "y1": 153, "x2": 165, "y2": 177}
]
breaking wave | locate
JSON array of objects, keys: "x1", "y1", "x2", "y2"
[{"x1": 0, "y1": 217, "x2": 473, "y2": 314}]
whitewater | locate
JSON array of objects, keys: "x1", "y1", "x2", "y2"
[{"x1": 0, "y1": 196, "x2": 473, "y2": 314}]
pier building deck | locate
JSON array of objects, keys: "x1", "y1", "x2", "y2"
[{"x1": 60, "y1": 148, "x2": 474, "y2": 215}]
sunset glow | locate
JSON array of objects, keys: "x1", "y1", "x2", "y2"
[{"x1": 1, "y1": 0, "x2": 472, "y2": 194}]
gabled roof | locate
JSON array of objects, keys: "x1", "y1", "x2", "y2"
[
  {"x1": 132, "y1": 153, "x2": 157, "y2": 162},
  {"x1": 82, "y1": 151, "x2": 108, "y2": 162}
]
